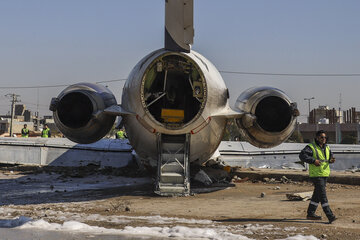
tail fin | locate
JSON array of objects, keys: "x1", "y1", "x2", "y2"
[{"x1": 165, "y1": 0, "x2": 194, "y2": 52}]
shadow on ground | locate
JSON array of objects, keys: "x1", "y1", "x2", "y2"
[{"x1": 214, "y1": 218, "x2": 331, "y2": 225}]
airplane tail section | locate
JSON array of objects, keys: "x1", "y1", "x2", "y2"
[{"x1": 165, "y1": 0, "x2": 194, "y2": 52}]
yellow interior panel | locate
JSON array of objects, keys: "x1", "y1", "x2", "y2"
[{"x1": 161, "y1": 108, "x2": 184, "y2": 122}]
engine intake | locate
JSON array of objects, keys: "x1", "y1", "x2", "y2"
[
  {"x1": 234, "y1": 87, "x2": 298, "y2": 148},
  {"x1": 49, "y1": 83, "x2": 117, "y2": 143}
]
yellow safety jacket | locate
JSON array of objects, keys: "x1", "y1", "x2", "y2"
[
  {"x1": 308, "y1": 142, "x2": 331, "y2": 177},
  {"x1": 21, "y1": 128, "x2": 29, "y2": 137},
  {"x1": 116, "y1": 130, "x2": 125, "y2": 139},
  {"x1": 42, "y1": 128, "x2": 50, "y2": 138}
]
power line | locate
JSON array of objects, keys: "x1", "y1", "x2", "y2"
[
  {"x1": 0, "y1": 84, "x2": 70, "y2": 89},
  {"x1": 95, "y1": 78, "x2": 127, "y2": 83},
  {"x1": 0, "y1": 78, "x2": 127, "y2": 89},
  {"x1": 1, "y1": 70, "x2": 360, "y2": 90},
  {"x1": 219, "y1": 71, "x2": 360, "y2": 77}
]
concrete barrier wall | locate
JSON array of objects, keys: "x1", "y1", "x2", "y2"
[
  {"x1": 0, "y1": 138, "x2": 359, "y2": 170},
  {"x1": 219, "y1": 141, "x2": 360, "y2": 170},
  {"x1": 0, "y1": 137, "x2": 133, "y2": 168}
]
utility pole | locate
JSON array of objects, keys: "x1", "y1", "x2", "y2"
[
  {"x1": 5, "y1": 93, "x2": 20, "y2": 137},
  {"x1": 304, "y1": 97, "x2": 315, "y2": 123},
  {"x1": 338, "y1": 93, "x2": 342, "y2": 123},
  {"x1": 36, "y1": 87, "x2": 39, "y2": 131}
]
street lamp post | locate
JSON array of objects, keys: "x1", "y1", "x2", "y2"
[{"x1": 304, "y1": 97, "x2": 315, "y2": 123}]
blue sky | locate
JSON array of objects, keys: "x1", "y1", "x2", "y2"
[{"x1": 0, "y1": 0, "x2": 359, "y2": 123}]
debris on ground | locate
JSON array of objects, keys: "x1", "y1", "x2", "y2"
[
  {"x1": 202, "y1": 168, "x2": 230, "y2": 183},
  {"x1": 263, "y1": 177, "x2": 276, "y2": 183},
  {"x1": 231, "y1": 176, "x2": 249, "y2": 183},
  {"x1": 346, "y1": 167, "x2": 360, "y2": 173},
  {"x1": 194, "y1": 170, "x2": 213, "y2": 186},
  {"x1": 280, "y1": 175, "x2": 292, "y2": 183},
  {"x1": 286, "y1": 191, "x2": 313, "y2": 201}
]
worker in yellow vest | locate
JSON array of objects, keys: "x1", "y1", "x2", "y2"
[
  {"x1": 116, "y1": 128, "x2": 127, "y2": 139},
  {"x1": 41, "y1": 124, "x2": 51, "y2": 138},
  {"x1": 21, "y1": 124, "x2": 29, "y2": 137},
  {"x1": 299, "y1": 130, "x2": 337, "y2": 223}
]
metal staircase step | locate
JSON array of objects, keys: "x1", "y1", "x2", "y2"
[
  {"x1": 156, "y1": 184, "x2": 189, "y2": 196},
  {"x1": 156, "y1": 133, "x2": 190, "y2": 196},
  {"x1": 162, "y1": 153, "x2": 184, "y2": 163},
  {"x1": 160, "y1": 172, "x2": 184, "y2": 184},
  {"x1": 161, "y1": 162, "x2": 184, "y2": 173},
  {"x1": 162, "y1": 142, "x2": 185, "y2": 153}
]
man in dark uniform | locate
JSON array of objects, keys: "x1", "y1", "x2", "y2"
[{"x1": 299, "y1": 130, "x2": 337, "y2": 223}]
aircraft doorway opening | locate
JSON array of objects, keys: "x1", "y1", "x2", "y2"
[{"x1": 141, "y1": 53, "x2": 207, "y2": 129}]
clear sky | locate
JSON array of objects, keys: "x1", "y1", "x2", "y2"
[{"x1": 0, "y1": 0, "x2": 359, "y2": 123}]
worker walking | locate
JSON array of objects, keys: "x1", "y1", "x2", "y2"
[
  {"x1": 21, "y1": 124, "x2": 29, "y2": 138},
  {"x1": 41, "y1": 124, "x2": 51, "y2": 138},
  {"x1": 299, "y1": 130, "x2": 337, "y2": 223}
]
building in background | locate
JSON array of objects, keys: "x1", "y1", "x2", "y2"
[
  {"x1": 0, "y1": 104, "x2": 58, "y2": 136},
  {"x1": 0, "y1": 118, "x2": 34, "y2": 136},
  {"x1": 299, "y1": 106, "x2": 360, "y2": 144},
  {"x1": 309, "y1": 106, "x2": 359, "y2": 124},
  {"x1": 14, "y1": 104, "x2": 26, "y2": 116}
]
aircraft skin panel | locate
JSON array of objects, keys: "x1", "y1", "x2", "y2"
[
  {"x1": 103, "y1": 105, "x2": 135, "y2": 116},
  {"x1": 210, "y1": 105, "x2": 244, "y2": 119}
]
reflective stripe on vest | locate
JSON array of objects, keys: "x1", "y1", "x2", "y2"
[{"x1": 308, "y1": 143, "x2": 330, "y2": 177}]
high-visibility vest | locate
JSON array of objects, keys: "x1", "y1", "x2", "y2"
[
  {"x1": 116, "y1": 130, "x2": 125, "y2": 139},
  {"x1": 21, "y1": 128, "x2": 29, "y2": 137},
  {"x1": 42, "y1": 128, "x2": 50, "y2": 138},
  {"x1": 308, "y1": 142, "x2": 331, "y2": 177}
]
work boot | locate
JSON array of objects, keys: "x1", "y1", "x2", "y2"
[
  {"x1": 306, "y1": 213, "x2": 322, "y2": 220},
  {"x1": 328, "y1": 215, "x2": 337, "y2": 224},
  {"x1": 323, "y1": 205, "x2": 336, "y2": 223}
]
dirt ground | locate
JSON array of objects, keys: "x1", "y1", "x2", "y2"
[{"x1": 1, "y1": 165, "x2": 360, "y2": 240}]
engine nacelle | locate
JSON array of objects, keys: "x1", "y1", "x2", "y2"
[
  {"x1": 49, "y1": 83, "x2": 117, "y2": 143},
  {"x1": 234, "y1": 87, "x2": 299, "y2": 148}
]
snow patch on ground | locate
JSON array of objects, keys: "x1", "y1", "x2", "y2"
[
  {"x1": 0, "y1": 216, "x2": 319, "y2": 240},
  {"x1": 18, "y1": 219, "x2": 253, "y2": 240}
]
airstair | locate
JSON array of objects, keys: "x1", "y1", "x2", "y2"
[{"x1": 155, "y1": 133, "x2": 190, "y2": 196}]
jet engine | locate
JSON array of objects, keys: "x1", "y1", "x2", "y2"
[
  {"x1": 234, "y1": 87, "x2": 299, "y2": 148},
  {"x1": 49, "y1": 83, "x2": 117, "y2": 143}
]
